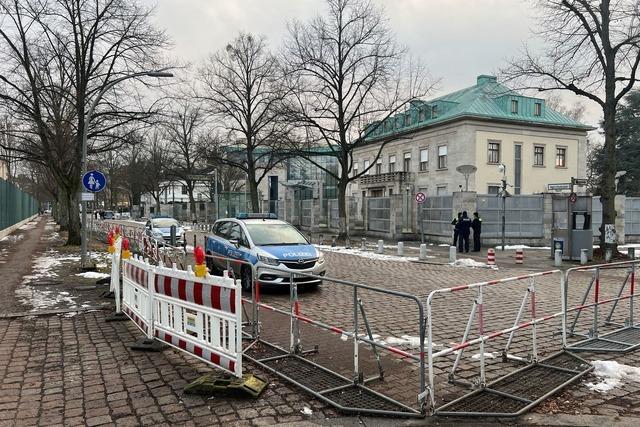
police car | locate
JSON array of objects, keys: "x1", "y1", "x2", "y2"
[{"x1": 205, "y1": 213, "x2": 326, "y2": 291}]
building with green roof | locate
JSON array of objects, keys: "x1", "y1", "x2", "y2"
[{"x1": 352, "y1": 75, "x2": 595, "y2": 197}]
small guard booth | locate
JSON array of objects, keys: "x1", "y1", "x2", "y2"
[{"x1": 551, "y1": 193, "x2": 593, "y2": 261}]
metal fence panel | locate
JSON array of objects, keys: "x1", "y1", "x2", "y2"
[
  {"x1": 625, "y1": 197, "x2": 640, "y2": 236},
  {"x1": 301, "y1": 199, "x2": 312, "y2": 227},
  {"x1": 367, "y1": 197, "x2": 391, "y2": 232},
  {"x1": 592, "y1": 196, "x2": 602, "y2": 237},
  {"x1": 328, "y1": 199, "x2": 339, "y2": 229},
  {"x1": 477, "y1": 194, "x2": 544, "y2": 238},
  {"x1": 0, "y1": 178, "x2": 38, "y2": 232},
  {"x1": 420, "y1": 195, "x2": 453, "y2": 236}
]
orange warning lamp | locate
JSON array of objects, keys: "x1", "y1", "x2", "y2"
[
  {"x1": 122, "y1": 238, "x2": 131, "y2": 260},
  {"x1": 194, "y1": 246, "x2": 206, "y2": 277},
  {"x1": 107, "y1": 234, "x2": 115, "y2": 254}
]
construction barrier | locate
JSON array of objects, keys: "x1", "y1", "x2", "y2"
[
  {"x1": 563, "y1": 260, "x2": 640, "y2": 353},
  {"x1": 515, "y1": 249, "x2": 524, "y2": 264},
  {"x1": 119, "y1": 254, "x2": 243, "y2": 377},
  {"x1": 425, "y1": 270, "x2": 593, "y2": 416},
  {"x1": 487, "y1": 248, "x2": 495, "y2": 266}
]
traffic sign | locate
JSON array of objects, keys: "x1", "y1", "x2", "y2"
[
  {"x1": 569, "y1": 192, "x2": 578, "y2": 203},
  {"x1": 547, "y1": 183, "x2": 572, "y2": 191},
  {"x1": 572, "y1": 178, "x2": 588, "y2": 186},
  {"x1": 415, "y1": 192, "x2": 426, "y2": 204},
  {"x1": 82, "y1": 170, "x2": 106, "y2": 193}
]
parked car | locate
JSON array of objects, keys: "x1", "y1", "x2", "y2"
[
  {"x1": 103, "y1": 211, "x2": 115, "y2": 220},
  {"x1": 144, "y1": 217, "x2": 185, "y2": 245},
  {"x1": 205, "y1": 213, "x2": 326, "y2": 291}
]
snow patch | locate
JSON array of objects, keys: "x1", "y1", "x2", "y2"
[
  {"x1": 315, "y1": 245, "x2": 412, "y2": 262},
  {"x1": 76, "y1": 272, "x2": 111, "y2": 279},
  {"x1": 450, "y1": 258, "x2": 498, "y2": 269},
  {"x1": 471, "y1": 352, "x2": 498, "y2": 360},
  {"x1": 585, "y1": 360, "x2": 640, "y2": 393},
  {"x1": 1, "y1": 234, "x2": 24, "y2": 242},
  {"x1": 301, "y1": 406, "x2": 313, "y2": 415},
  {"x1": 18, "y1": 222, "x2": 38, "y2": 230},
  {"x1": 21, "y1": 251, "x2": 80, "y2": 282},
  {"x1": 385, "y1": 335, "x2": 423, "y2": 348},
  {"x1": 15, "y1": 287, "x2": 77, "y2": 311},
  {"x1": 502, "y1": 245, "x2": 551, "y2": 250}
]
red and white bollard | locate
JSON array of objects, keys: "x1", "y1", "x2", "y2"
[
  {"x1": 487, "y1": 248, "x2": 496, "y2": 266},
  {"x1": 515, "y1": 248, "x2": 524, "y2": 264}
]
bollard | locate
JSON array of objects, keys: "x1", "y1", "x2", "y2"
[
  {"x1": 555, "y1": 249, "x2": 562, "y2": 267},
  {"x1": 377, "y1": 240, "x2": 384, "y2": 254},
  {"x1": 449, "y1": 246, "x2": 456, "y2": 263},
  {"x1": 515, "y1": 248, "x2": 524, "y2": 264},
  {"x1": 580, "y1": 248, "x2": 588, "y2": 265},
  {"x1": 629, "y1": 247, "x2": 636, "y2": 260},
  {"x1": 605, "y1": 248, "x2": 612, "y2": 263},
  {"x1": 419, "y1": 244, "x2": 427, "y2": 261},
  {"x1": 361, "y1": 237, "x2": 367, "y2": 251},
  {"x1": 397, "y1": 241, "x2": 404, "y2": 256},
  {"x1": 487, "y1": 248, "x2": 496, "y2": 266}
]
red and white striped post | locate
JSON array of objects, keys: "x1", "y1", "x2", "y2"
[
  {"x1": 487, "y1": 248, "x2": 496, "y2": 266},
  {"x1": 515, "y1": 248, "x2": 524, "y2": 264}
]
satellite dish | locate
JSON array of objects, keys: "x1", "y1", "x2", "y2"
[{"x1": 456, "y1": 165, "x2": 477, "y2": 191}]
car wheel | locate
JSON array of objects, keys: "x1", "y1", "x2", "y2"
[{"x1": 241, "y1": 266, "x2": 253, "y2": 292}]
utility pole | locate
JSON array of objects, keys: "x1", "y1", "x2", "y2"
[{"x1": 498, "y1": 163, "x2": 507, "y2": 252}]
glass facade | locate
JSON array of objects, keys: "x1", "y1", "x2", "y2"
[{"x1": 287, "y1": 155, "x2": 339, "y2": 199}]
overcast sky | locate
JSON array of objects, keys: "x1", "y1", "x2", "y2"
[{"x1": 146, "y1": 0, "x2": 602, "y2": 127}]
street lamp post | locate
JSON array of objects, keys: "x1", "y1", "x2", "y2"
[
  {"x1": 498, "y1": 163, "x2": 507, "y2": 252},
  {"x1": 80, "y1": 71, "x2": 173, "y2": 268}
]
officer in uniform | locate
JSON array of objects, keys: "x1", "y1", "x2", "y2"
[
  {"x1": 458, "y1": 211, "x2": 472, "y2": 253},
  {"x1": 472, "y1": 212, "x2": 482, "y2": 252},
  {"x1": 451, "y1": 212, "x2": 462, "y2": 248}
]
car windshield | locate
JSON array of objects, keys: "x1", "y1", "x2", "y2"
[
  {"x1": 245, "y1": 223, "x2": 308, "y2": 246},
  {"x1": 152, "y1": 219, "x2": 178, "y2": 228}
]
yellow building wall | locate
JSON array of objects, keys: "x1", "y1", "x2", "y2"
[{"x1": 474, "y1": 130, "x2": 579, "y2": 194}]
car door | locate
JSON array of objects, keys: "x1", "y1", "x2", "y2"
[{"x1": 206, "y1": 221, "x2": 230, "y2": 271}]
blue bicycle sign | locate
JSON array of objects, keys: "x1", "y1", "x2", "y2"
[{"x1": 82, "y1": 170, "x2": 107, "y2": 193}]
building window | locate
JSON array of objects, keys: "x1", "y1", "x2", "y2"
[
  {"x1": 388, "y1": 155, "x2": 396, "y2": 173},
  {"x1": 436, "y1": 185, "x2": 447, "y2": 195},
  {"x1": 438, "y1": 145, "x2": 447, "y2": 169},
  {"x1": 534, "y1": 146, "x2": 545, "y2": 166},
  {"x1": 406, "y1": 114, "x2": 412, "y2": 126},
  {"x1": 511, "y1": 99, "x2": 518, "y2": 114},
  {"x1": 488, "y1": 185, "x2": 501, "y2": 195},
  {"x1": 534, "y1": 102, "x2": 542, "y2": 116},
  {"x1": 403, "y1": 152, "x2": 411, "y2": 172},
  {"x1": 182, "y1": 185, "x2": 188, "y2": 195},
  {"x1": 364, "y1": 159, "x2": 370, "y2": 175},
  {"x1": 420, "y1": 148, "x2": 429, "y2": 171},
  {"x1": 353, "y1": 161, "x2": 359, "y2": 177},
  {"x1": 419, "y1": 110, "x2": 426, "y2": 122},
  {"x1": 487, "y1": 141, "x2": 500, "y2": 164},
  {"x1": 431, "y1": 105, "x2": 438, "y2": 118},
  {"x1": 556, "y1": 147, "x2": 567, "y2": 167},
  {"x1": 375, "y1": 158, "x2": 382, "y2": 174}
]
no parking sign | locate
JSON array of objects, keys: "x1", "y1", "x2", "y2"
[{"x1": 415, "y1": 192, "x2": 426, "y2": 204}]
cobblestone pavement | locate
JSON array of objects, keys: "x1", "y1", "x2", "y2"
[{"x1": 2, "y1": 218, "x2": 640, "y2": 426}]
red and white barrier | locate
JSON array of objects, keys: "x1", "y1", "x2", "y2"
[
  {"x1": 515, "y1": 248, "x2": 524, "y2": 264},
  {"x1": 487, "y1": 248, "x2": 496, "y2": 266},
  {"x1": 120, "y1": 255, "x2": 243, "y2": 377}
]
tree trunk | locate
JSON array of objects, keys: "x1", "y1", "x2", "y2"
[
  {"x1": 599, "y1": 104, "x2": 617, "y2": 251},
  {"x1": 248, "y1": 173, "x2": 259, "y2": 213},
  {"x1": 337, "y1": 178, "x2": 349, "y2": 241},
  {"x1": 188, "y1": 185, "x2": 197, "y2": 222},
  {"x1": 65, "y1": 189, "x2": 81, "y2": 245},
  {"x1": 58, "y1": 187, "x2": 69, "y2": 231}
]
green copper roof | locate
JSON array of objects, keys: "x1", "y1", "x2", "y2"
[{"x1": 365, "y1": 75, "x2": 594, "y2": 141}]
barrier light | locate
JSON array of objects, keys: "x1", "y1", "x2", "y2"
[
  {"x1": 122, "y1": 238, "x2": 131, "y2": 260},
  {"x1": 194, "y1": 246, "x2": 207, "y2": 277},
  {"x1": 107, "y1": 234, "x2": 115, "y2": 254}
]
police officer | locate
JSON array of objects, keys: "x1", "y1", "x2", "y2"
[
  {"x1": 451, "y1": 212, "x2": 462, "y2": 248},
  {"x1": 458, "y1": 211, "x2": 472, "y2": 253},
  {"x1": 472, "y1": 212, "x2": 482, "y2": 252}
]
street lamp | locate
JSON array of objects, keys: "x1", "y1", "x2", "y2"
[
  {"x1": 80, "y1": 70, "x2": 174, "y2": 268},
  {"x1": 497, "y1": 163, "x2": 508, "y2": 251}
]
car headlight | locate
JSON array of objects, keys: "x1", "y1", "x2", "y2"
[
  {"x1": 258, "y1": 254, "x2": 279, "y2": 266},
  {"x1": 317, "y1": 251, "x2": 325, "y2": 264},
  {"x1": 152, "y1": 230, "x2": 163, "y2": 238}
]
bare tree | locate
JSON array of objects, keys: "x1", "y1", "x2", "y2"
[
  {"x1": 140, "y1": 131, "x2": 171, "y2": 212},
  {"x1": 283, "y1": 0, "x2": 430, "y2": 238},
  {"x1": 502, "y1": 0, "x2": 640, "y2": 250},
  {"x1": 0, "y1": 0, "x2": 168, "y2": 244},
  {"x1": 163, "y1": 98, "x2": 207, "y2": 221},
  {"x1": 198, "y1": 32, "x2": 289, "y2": 212},
  {"x1": 545, "y1": 94, "x2": 587, "y2": 122}
]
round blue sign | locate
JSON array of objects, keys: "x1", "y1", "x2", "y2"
[{"x1": 82, "y1": 170, "x2": 107, "y2": 193}]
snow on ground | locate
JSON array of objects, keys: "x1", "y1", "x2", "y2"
[
  {"x1": 618, "y1": 244, "x2": 640, "y2": 255},
  {"x1": 450, "y1": 258, "x2": 498, "y2": 269},
  {"x1": 15, "y1": 286, "x2": 78, "y2": 311},
  {"x1": 585, "y1": 360, "x2": 640, "y2": 393},
  {"x1": 18, "y1": 221, "x2": 38, "y2": 230},
  {"x1": 502, "y1": 245, "x2": 551, "y2": 250},
  {"x1": 1, "y1": 234, "x2": 24, "y2": 243},
  {"x1": 75, "y1": 271, "x2": 110, "y2": 279},
  {"x1": 20, "y1": 250, "x2": 80, "y2": 283},
  {"x1": 471, "y1": 352, "x2": 499, "y2": 360},
  {"x1": 315, "y1": 245, "x2": 412, "y2": 262}
]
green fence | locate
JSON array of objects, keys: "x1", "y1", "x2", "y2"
[{"x1": 0, "y1": 178, "x2": 39, "y2": 232}]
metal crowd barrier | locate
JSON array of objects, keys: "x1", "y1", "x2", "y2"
[
  {"x1": 564, "y1": 260, "x2": 640, "y2": 352},
  {"x1": 424, "y1": 270, "x2": 594, "y2": 416}
]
